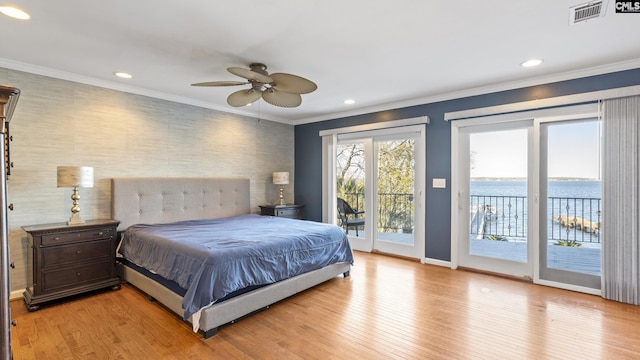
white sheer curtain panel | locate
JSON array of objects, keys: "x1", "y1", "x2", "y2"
[{"x1": 602, "y1": 95, "x2": 640, "y2": 304}]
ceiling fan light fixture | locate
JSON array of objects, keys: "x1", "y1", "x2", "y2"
[
  {"x1": 193, "y1": 62, "x2": 316, "y2": 108},
  {"x1": 344, "y1": 99, "x2": 355, "y2": 105},
  {"x1": 228, "y1": 64, "x2": 273, "y2": 84}
]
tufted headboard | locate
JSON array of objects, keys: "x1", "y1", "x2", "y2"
[{"x1": 111, "y1": 177, "x2": 250, "y2": 231}]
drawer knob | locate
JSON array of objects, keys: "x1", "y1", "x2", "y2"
[
  {"x1": 76, "y1": 272, "x2": 81, "y2": 276},
  {"x1": 76, "y1": 250, "x2": 81, "y2": 255},
  {"x1": 98, "y1": 232, "x2": 104, "y2": 236},
  {"x1": 54, "y1": 237, "x2": 60, "y2": 241},
  {"x1": 8, "y1": 203, "x2": 13, "y2": 211},
  {"x1": 9, "y1": 262, "x2": 14, "y2": 269},
  {"x1": 11, "y1": 320, "x2": 16, "y2": 327}
]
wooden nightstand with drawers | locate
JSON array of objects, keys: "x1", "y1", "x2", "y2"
[
  {"x1": 22, "y1": 219, "x2": 121, "y2": 311},
  {"x1": 259, "y1": 204, "x2": 305, "y2": 220}
]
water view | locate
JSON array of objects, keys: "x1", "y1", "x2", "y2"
[
  {"x1": 470, "y1": 179, "x2": 601, "y2": 247},
  {"x1": 471, "y1": 179, "x2": 601, "y2": 199},
  {"x1": 469, "y1": 179, "x2": 601, "y2": 274},
  {"x1": 466, "y1": 121, "x2": 602, "y2": 278}
]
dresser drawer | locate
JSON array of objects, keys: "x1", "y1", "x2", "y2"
[
  {"x1": 42, "y1": 260, "x2": 113, "y2": 293},
  {"x1": 260, "y1": 205, "x2": 304, "y2": 219},
  {"x1": 276, "y1": 208, "x2": 302, "y2": 218},
  {"x1": 41, "y1": 227, "x2": 115, "y2": 246},
  {"x1": 41, "y1": 238, "x2": 111, "y2": 268}
]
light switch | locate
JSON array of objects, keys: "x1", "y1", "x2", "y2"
[{"x1": 433, "y1": 178, "x2": 446, "y2": 189}]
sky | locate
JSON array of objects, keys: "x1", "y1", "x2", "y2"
[{"x1": 470, "y1": 120, "x2": 601, "y2": 179}]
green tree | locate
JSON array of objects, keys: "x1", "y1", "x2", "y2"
[
  {"x1": 336, "y1": 143, "x2": 365, "y2": 208},
  {"x1": 336, "y1": 140, "x2": 415, "y2": 234},
  {"x1": 377, "y1": 139, "x2": 414, "y2": 233}
]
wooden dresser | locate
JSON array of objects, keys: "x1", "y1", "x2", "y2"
[{"x1": 22, "y1": 219, "x2": 120, "y2": 311}]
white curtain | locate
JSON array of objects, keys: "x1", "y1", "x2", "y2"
[{"x1": 602, "y1": 95, "x2": 640, "y2": 304}]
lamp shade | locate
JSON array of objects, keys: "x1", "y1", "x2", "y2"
[
  {"x1": 272, "y1": 172, "x2": 289, "y2": 185},
  {"x1": 57, "y1": 166, "x2": 94, "y2": 188}
]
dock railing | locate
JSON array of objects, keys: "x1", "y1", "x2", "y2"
[{"x1": 470, "y1": 195, "x2": 601, "y2": 244}]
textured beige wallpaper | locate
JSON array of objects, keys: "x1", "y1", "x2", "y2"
[{"x1": 0, "y1": 67, "x2": 295, "y2": 293}]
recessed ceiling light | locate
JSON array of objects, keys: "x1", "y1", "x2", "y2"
[
  {"x1": 0, "y1": 6, "x2": 30, "y2": 20},
  {"x1": 114, "y1": 72, "x2": 133, "y2": 79},
  {"x1": 344, "y1": 99, "x2": 355, "y2": 105},
  {"x1": 521, "y1": 59, "x2": 543, "y2": 68}
]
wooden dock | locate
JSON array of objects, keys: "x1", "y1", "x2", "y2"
[{"x1": 470, "y1": 238, "x2": 601, "y2": 275}]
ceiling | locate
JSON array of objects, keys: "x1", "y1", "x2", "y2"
[{"x1": 1, "y1": 0, "x2": 639, "y2": 124}]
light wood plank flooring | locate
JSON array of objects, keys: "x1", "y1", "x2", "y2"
[{"x1": 10, "y1": 251, "x2": 640, "y2": 359}]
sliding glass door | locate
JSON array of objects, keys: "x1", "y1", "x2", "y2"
[
  {"x1": 453, "y1": 104, "x2": 601, "y2": 292},
  {"x1": 335, "y1": 126, "x2": 425, "y2": 259},
  {"x1": 538, "y1": 119, "x2": 601, "y2": 289},
  {"x1": 457, "y1": 121, "x2": 533, "y2": 278}
]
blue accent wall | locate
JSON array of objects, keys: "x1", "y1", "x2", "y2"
[{"x1": 295, "y1": 68, "x2": 640, "y2": 261}]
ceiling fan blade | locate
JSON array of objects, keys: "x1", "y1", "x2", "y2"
[
  {"x1": 270, "y1": 73, "x2": 317, "y2": 94},
  {"x1": 262, "y1": 88, "x2": 302, "y2": 108},
  {"x1": 227, "y1": 67, "x2": 273, "y2": 83},
  {"x1": 191, "y1": 81, "x2": 249, "y2": 87},
  {"x1": 227, "y1": 89, "x2": 262, "y2": 107}
]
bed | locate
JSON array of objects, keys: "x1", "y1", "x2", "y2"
[{"x1": 112, "y1": 177, "x2": 353, "y2": 338}]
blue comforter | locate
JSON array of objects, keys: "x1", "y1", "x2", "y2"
[{"x1": 118, "y1": 214, "x2": 354, "y2": 320}]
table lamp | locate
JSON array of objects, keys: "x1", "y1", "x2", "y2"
[
  {"x1": 272, "y1": 172, "x2": 289, "y2": 206},
  {"x1": 57, "y1": 166, "x2": 94, "y2": 225}
]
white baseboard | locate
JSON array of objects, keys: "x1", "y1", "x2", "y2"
[
  {"x1": 422, "y1": 257, "x2": 451, "y2": 268},
  {"x1": 10, "y1": 290, "x2": 23, "y2": 300}
]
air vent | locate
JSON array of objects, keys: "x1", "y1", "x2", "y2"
[{"x1": 570, "y1": 1, "x2": 607, "y2": 24}]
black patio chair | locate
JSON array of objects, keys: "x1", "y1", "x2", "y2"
[{"x1": 337, "y1": 197, "x2": 365, "y2": 236}]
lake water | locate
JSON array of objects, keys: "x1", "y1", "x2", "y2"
[{"x1": 471, "y1": 180, "x2": 601, "y2": 198}]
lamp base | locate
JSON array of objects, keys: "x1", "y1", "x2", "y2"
[
  {"x1": 67, "y1": 212, "x2": 85, "y2": 225},
  {"x1": 276, "y1": 185, "x2": 286, "y2": 206}
]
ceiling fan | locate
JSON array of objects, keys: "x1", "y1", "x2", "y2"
[{"x1": 191, "y1": 63, "x2": 317, "y2": 108}]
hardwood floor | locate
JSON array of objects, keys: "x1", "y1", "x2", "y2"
[{"x1": 9, "y1": 251, "x2": 640, "y2": 359}]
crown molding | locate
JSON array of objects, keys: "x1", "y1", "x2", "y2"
[
  {"x1": 292, "y1": 58, "x2": 640, "y2": 125},
  {"x1": 2, "y1": 57, "x2": 639, "y2": 127},
  {"x1": 0, "y1": 58, "x2": 292, "y2": 124}
]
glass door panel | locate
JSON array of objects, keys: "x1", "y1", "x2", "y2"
[
  {"x1": 336, "y1": 126, "x2": 425, "y2": 259},
  {"x1": 539, "y1": 119, "x2": 601, "y2": 289},
  {"x1": 336, "y1": 140, "x2": 370, "y2": 251},
  {"x1": 374, "y1": 135, "x2": 422, "y2": 258},
  {"x1": 458, "y1": 122, "x2": 532, "y2": 278}
]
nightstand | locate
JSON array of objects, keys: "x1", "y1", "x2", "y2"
[
  {"x1": 22, "y1": 219, "x2": 121, "y2": 311},
  {"x1": 259, "y1": 204, "x2": 305, "y2": 219}
]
